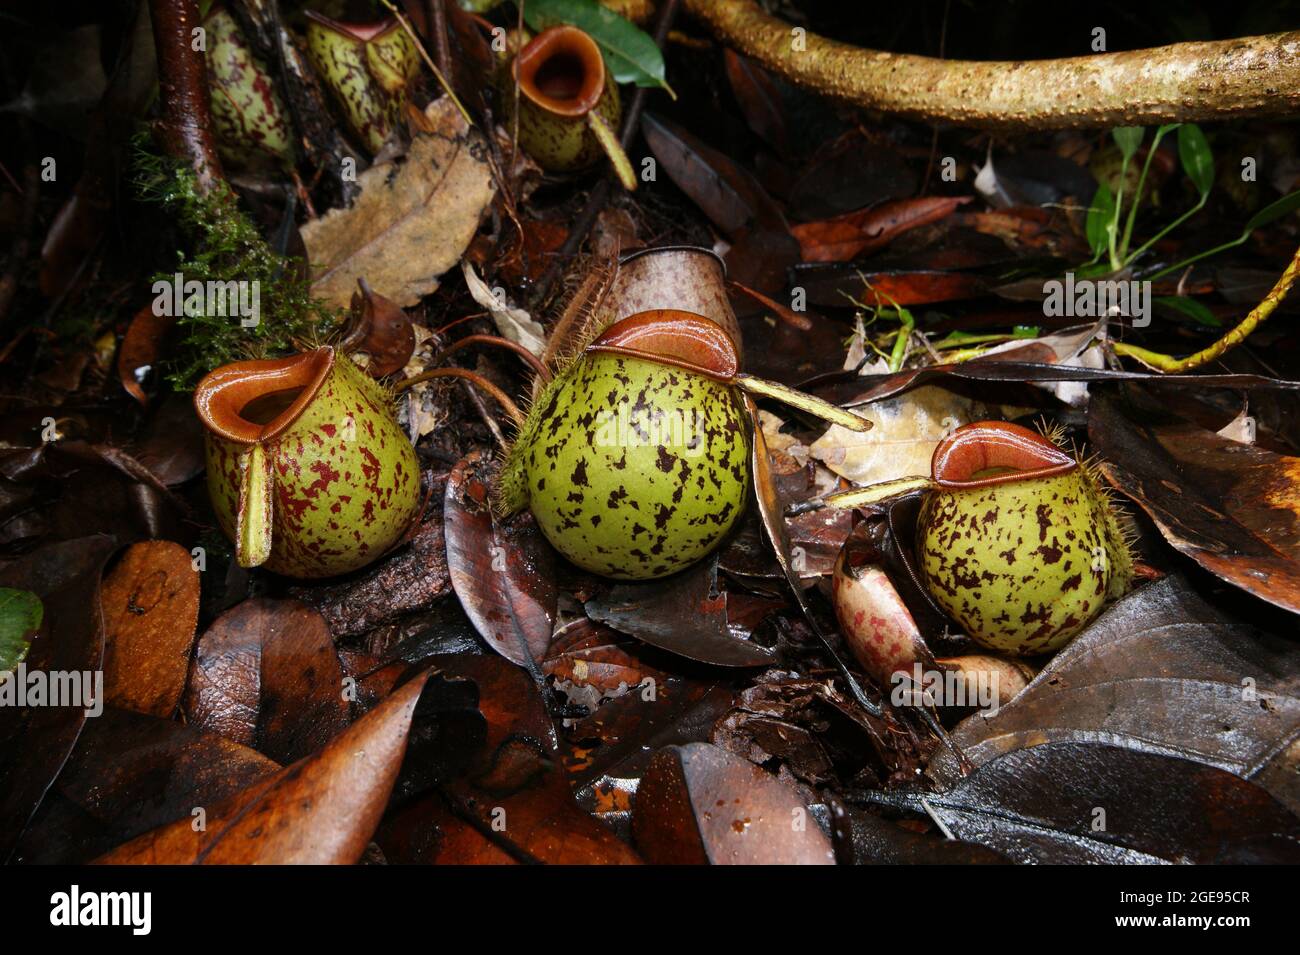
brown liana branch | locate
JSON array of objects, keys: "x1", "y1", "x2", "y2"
[
  {"x1": 684, "y1": 0, "x2": 1300, "y2": 130},
  {"x1": 149, "y1": 0, "x2": 224, "y2": 191}
]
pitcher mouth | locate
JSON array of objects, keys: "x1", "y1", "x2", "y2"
[
  {"x1": 618, "y1": 244, "x2": 728, "y2": 277},
  {"x1": 303, "y1": 10, "x2": 400, "y2": 43},
  {"x1": 194, "y1": 347, "x2": 335, "y2": 445},
  {"x1": 932, "y1": 421, "x2": 1076, "y2": 489},
  {"x1": 515, "y1": 26, "x2": 606, "y2": 118}
]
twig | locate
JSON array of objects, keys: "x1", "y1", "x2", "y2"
[
  {"x1": 1113, "y1": 240, "x2": 1300, "y2": 373},
  {"x1": 432, "y1": 334, "x2": 551, "y2": 382},
  {"x1": 462, "y1": 377, "x2": 508, "y2": 450},
  {"x1": 395, "y1": 366, "x2": 525, "y2": 426},
  {"x1": 426, "y1": 0, "x2": 452, "y2": 79},
  {"x1": 378, "y1": 0, "x2": 474, "y2": 128}
]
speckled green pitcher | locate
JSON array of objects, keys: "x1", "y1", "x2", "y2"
[
  {"x1": 499, "y1": 25, "x2": 635, "y2": 190},
  {"x1": 305, "y1": 12, "x2": 418, "y2": 155},
  {"x1": 194, "y1": 347, "x2": 420, "y2": 578}
]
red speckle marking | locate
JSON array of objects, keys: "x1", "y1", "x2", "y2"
[{"x1": 304, "y1": 459, "x2": 341, "y2": 498}]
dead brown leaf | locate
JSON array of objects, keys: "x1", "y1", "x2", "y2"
[
  {"x1": 631, "y1": 742, "x2": 835, "y2": 864},
  {"x1": 444, "y1": 453, "x2": 557, "y2": 675},
  {"x1": 341, "y1": 279, "x2": 416, "y2": 377},
  {"x1": 301, "y1": 98, "x2": 496, "y2": 309},
  {"x1": 94, "y1": 671, "x2": 432, "y2": 864},
  {"x1": 379, "y1": 655, "x2": 643, "y2": 864},
  {"x1": 116, "y1": 305, "x2": 174, "y2": 406},
  {"x1": 1091, "y1": 387, "x2": 1300, "y2": 615},
  {"x1": 101, "y1": 540, "x2": 200, "y2": 718},
  {"x1": 183, "y1": 597, "x2": 349, "y2": 764},
  {"x1": 792, "y1": 196, "x2": 972, "y2": 264}
]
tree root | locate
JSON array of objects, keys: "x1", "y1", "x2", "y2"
[{"x1": 683, "y1": 0, "x2": 1300, "y2": 130}]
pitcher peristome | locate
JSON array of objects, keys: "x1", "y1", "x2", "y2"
[{"x1": 194, "y1": 347, "x2": 421, "y2": 578}]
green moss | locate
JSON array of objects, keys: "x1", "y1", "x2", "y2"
[{"x1": 134, "y1": 141, "x2": 339, "y2": 389}]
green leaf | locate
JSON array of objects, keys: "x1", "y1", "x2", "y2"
[
  {"x1": 1086, "y1": 180, "x2": 1116, "y2": 259},
  {"x1": 0, "y1": 587, "x2": 42, "y2": 676},
  {"x1": 523, "y1": 0, "x2": 673, "y2": 94},
  {"x1": 1177, "y1": 123, "x2": 1214, "y2": 199},
  {"x1": 1112, "y1": 126, "x2": 1144, "y2": 161},
  {"x1": 1155, "y1": 295, "x2": 1222, "y2": 328},
  {"x1": 1244, "y1": 189, "x2": 1300, "y2": 233}
]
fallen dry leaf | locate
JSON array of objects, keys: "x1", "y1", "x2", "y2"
[
  {"x1": 1091, "y1": 386, "x2": 1300, "y2": 615},
  {"x1": 183, "y1": 597, "x2": 349, "y2": 764},
  {"x1": 101, "y1": 540, "x2": 199, "y2": 718},
  {"x1": 116, "y1": 304, "x2": 174, "y2": 405},
  {"x1": 585, "y1": 556, "x2": 777, "y2": 668},
  {"x1": 929, "y1": 574, "x2": 1300, "y2": 814},
  {"x1": 632, "y1": 742, "x2": 835, "y2": 864},
  {"x1": 301, "y1": 98, "x2": 495, "y2": 309},
  {"x1": 723, "y1": 50, "x2": 787, "y2": 154},
  {"x1": 462, "y1": 260, "x2": 546, "y2": 356},
  {"x1": 809, "y1": 384, "x2": 993, "y2": 486},
  {"x1": 14, "y1": 707, "x2": 278, "y2": 864},
  {"x1": 379, "y1": 655, "x2": 643, "y2": 864},
  {"x1": 792, "y1": 196, "x2": 972, "y2": 263},
  {"x1": 342, "y1": 279, "x2": 416, "y2": 377},
  {"x1": 0, "y1": 535, "x2": 116, "y2": 862},
  {"x1": 444, "y1": 453, "x2": 557, "y2": 675},
  {"x1": 95, "y1": 670, "x2": 432, "y2": 864},
  {"x1": 907, "y1": 741, "x2": 1300, "y2": 863}
]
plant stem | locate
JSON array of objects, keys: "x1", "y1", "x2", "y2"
[
  {"x1": 1120, "y1": 124, "x2": 1177, "y2": 259},
  {"x1": 1114, "y1": 239, "x2": 1300, "y2": 372},
  {"x1": 1126, "y1": 193, "x2": 1208, "y2": 266},
  {"x1": 1109, "y1": 152, "x2": 1130, "y2": 271},
  {"x1": 887, "y1": 310, "x2": 913, "y2": 372},
  {"x1": 1147, "y1": 232, "x2": 1247, "y2": 282}
]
